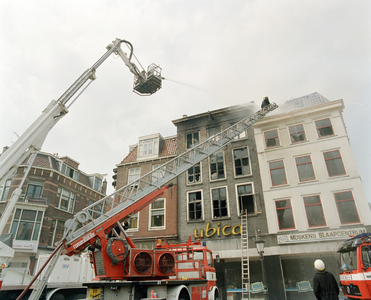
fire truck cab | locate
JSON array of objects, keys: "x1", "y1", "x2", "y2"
[{"x1": 338, "y1": 233, "x2": 371, "y2": 299}]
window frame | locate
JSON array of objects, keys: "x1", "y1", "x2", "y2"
[
  {"x1": 323, "y1": 150, "x2": 346, "y2": 177},
  {"x1": 288, "y1": 124, "x2": 306, "y2": 143},
  {"x1": 0, "y1": 180, "x2": 11, "y2": 202},
  {"x1": 25, "y1": 180, "x2": 44, "y2": 199},
  {"x1": 187, "y1": 163, "x2": 202, "y2": 185},
  {"x1": 315, "y1": 118, "x2": 334, "y2": 138},
  {"x1": 126, "y1": 212, "x2": 139, "y2": 231},
  {"x1": 233, "y1": 147, "x2": 251, "y2": 177},
  {"x1": 187, "y1": 190, "x2": 204, "y2": 222},
  {"x1": 275, "y1": 199, "x2": 296, "y2": 231},
  {"x1": 138, "y1": 137, "x2": 159, "y2": 157},
  {"x1": 56, "y1": 187, "x2": 76, "y2": 213},
  {"x1": 235, "y1": 183, "x2": 256, "y2": 216},
  {"x1": 60, "y1": 163, "x2": 79, "y2": 181},
  {"x1": 10, "y1": 208, "x2": 44, "y2": 241},
  {"x1": 269, "y1": 160, "x2": 288, "y2": 186},
  {"x1": 264, "y1": 129, "x2": 280, "y2": 148},
  {"x1": 48, "y1": 219, "x2": 65, "y2": 247},
  {"x1": 334, "y1": 191, "x2": 360, "y2": 224},
  {"x1": 295, "y1": 155, "x2": 316, "y2": 182},
  {"x1": 210, "y1": 186, "x2": 230, "y2": 219},
  {"x1": 128, "y1": 167, "x2": 141, "y2": 184},
  {"x1": 186, "y1": 132, "x2": 200, "y2": 149},
  {"x1": 149, "y1": 198, "x2": 166, "y2": 230},
  {"x1": 303, "y1": 195, "x2": 326, "y2": 228},
  {"x1": 209, "y1": 150, "x2": 226, "y2": 181}
]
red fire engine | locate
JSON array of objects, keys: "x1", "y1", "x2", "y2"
[{"x1": 338, "y1": 233, "x2": 371, "y2": 299}]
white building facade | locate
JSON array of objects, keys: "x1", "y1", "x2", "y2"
[{"x1": 254, "y1": 93, "x2": 371, "y2": 299}]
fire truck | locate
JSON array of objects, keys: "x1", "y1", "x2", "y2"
[
  {"x1": 0, "y1": 37, "x2": 278, "y2": 300},
  {"x1": 338, "y1": 233, "x2": 371, "y2": 299}
]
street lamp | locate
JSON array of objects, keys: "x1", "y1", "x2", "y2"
[{"x1": 255, "y1": 238, "x2": 269, "y2": 300}]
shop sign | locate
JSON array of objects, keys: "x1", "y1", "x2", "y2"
[
  {"x1": 277, "y1": 227, "x2": 366, "y2": 244},
  {"x1": 193, "y1": 222, "x2": 241, "y2": 238}
]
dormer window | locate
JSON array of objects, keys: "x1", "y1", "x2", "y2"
[
  {"x1": 137, "y1": 134, "x2": 162, "y2": 160},
  {"x1": 60, "y1": 163, "x2": 79, "y2": 180}
]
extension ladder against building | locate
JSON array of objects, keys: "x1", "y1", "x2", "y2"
[{"x1": 241, "y1": 210, "x2": 250, "y2": 300}]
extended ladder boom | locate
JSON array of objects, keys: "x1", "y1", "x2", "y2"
[{"x1": 63, "y1": 102, "x2": 278, "y2": 253}]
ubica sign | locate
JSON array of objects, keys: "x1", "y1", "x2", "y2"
[{"x1": 194, "y1": 222, "x2": 241, "y2": 238}]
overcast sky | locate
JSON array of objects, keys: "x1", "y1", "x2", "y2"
[{"x1": 0, "y1": 0, "x2": 370, "y2": 201}]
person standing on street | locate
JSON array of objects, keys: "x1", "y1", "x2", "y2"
[{"x1": 313, "y1": 259, "x2": 340, "y2": 300}]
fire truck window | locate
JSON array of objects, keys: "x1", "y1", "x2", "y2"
[
  {"x1": 194, "y1": 251, "x2": 204, "y2": 261},
  {"x1": 340, "y1": 250, "x2": 357, "y2": 271},
  {"x1": 362, "y1": 246, "x2": 371, "y2": 268},
  {"x1": 206, "y1": 252, "x2": 213, "y2": 266}
]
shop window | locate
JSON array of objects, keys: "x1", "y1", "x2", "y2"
[
  {"x1": 210, "y1": 151, "x2": 225, "y2": 180},
  {"x1": 295, "y1": 156, "x2": 315, "y2": 182},
  {"x1": 0, "y1": 180, "x2": 11, "y2": 201},
  {"x1": 149, "y1": 198, "x2": 165, "y2": 229},
  {"x1": 48, "y1": 219, "x2": 65, "y2": 247},
  {"x1": 187, "y1": 163, "x2": 201, "y2": 184},
  {"x1": 334, "y1": 191, "x2": 360, "y2": 224},
  {"x1": 25, "y1": 180, "x2": 44, "y2": 198},
  {"x1": 269, "y1": 160, "x2": 287, "y2": 186},
  {"x1": 233, "y1": 147, "x2": 251, "y2": 177},
  {"x1": 10, "y1": 208, "x2": 43, "y2": 241},
  {"x1": 188, "y1": 191, "x2": 203, "y2": 221},
  {"x1": 324, "y1": 150, "x2": 346, "y2": 177},
  {"x1": 315, "y1": 118, "x2": 334, "y2": 138},
  {"x1": 264, "y1": 129, "x2": 280, "y2": 148},
  {"x1": 303, "y1": 195, "x2": 326, "y2": 227},
  {"x1": 236, "y1": 184, "x2": 255, "y2": 214},
  {"x1": 57, "y1": 188, "x2": 76, "y2": 213},
  {"x1": 275, "y1": 199, "x2": 295, "y2": 230},
  {"x1": 289, "y1": 124, "x2": 306, "y2": 143},
  {"x1": 186, "y1": 132, "x2": 199, "y2": 149},
  {"x1": 211, "y1": 187, "x2": 228, "y2": 219}
]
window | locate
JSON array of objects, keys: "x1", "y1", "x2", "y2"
[
  {"x1": 149, "y1": 198, "x2": 165, "y2": 229},
  {"x1": 211, "y1": 187, "x2": 228, "y2": 219},
  {"x1": 128, "y1": 167, "x2": 141, "y2": 184},
  {"x1": 187, "y1": 163, "x2": 201, "y2": 184},
  {"x1": 289, "y1": 124, "x2": 306, "y2": 143},
  {"x1": 303, "y1": 195, "x2": 326, "y2": 227},
  {"x1": 233, "y1": 148, "x2": 251, "y2": 176},
  {"x1": 324, "y1": 150, "x2": 346, "y2": 177},
  {"x1": 207, "y1": 126, "x2": 221, "y2": 138},
  {"x1": 210, "y1": 151, "x2": 225, "y2": 180},
  {"x1": 264, "y1": 129, "x2": 280, "y2": 148},
  {"x1": 275, "y1": 199, "x2": 295, "y2": 230},
  {"x1": 127, "y1": 213, "x2": 139, "y2": 230},
  {"x1": 89, "y1": 177, "x2": 102, "y2": 192},
  {"x1": 48, "y1": 219, "x2": 65, "y2": 247},
  {"x1": 57, "y1": 188, "x2": 76, "y2": 213},
  {"x1": 334, "y1": 191, "x2": 360, "y2": 224},
  {"x1": 269, "y1": 160, "x2": 287, "y2": 186},
  {"x1": 188, "y1": 191, "x2": 203, "y2": 221},
  {"x1": 186, "y1": 132, "x2": 199, "y2": 149},
  {"x1": 25, "y1": 180, "x2": 44, "y2": 198},
  {"x1": 0, "y1": 180, "x2": 11, "y2": 201},
  {"x1": 236, "y1": 184, "x2": 255, "y2": 214},
  {"x1": 152, "y1": 164, "x2": 165, "y2": 184},
  {"x1": 138, "y1": 137, "x2": 159, "y2": 157},
  {"x1": 61, "y1": 163, "x2": 79, "y2": 180},
  {"x1": 315, "y1": 118, "x2": 334, "y2": 138},
  {"x1": 88, "y1": 200, "x2": 103, "y2": 218},
  {"x1": 10, "y1": 208, "x2": 43, "y2": 241},
  {"x1": 232, "y1": 122, "x2": 247, "y2": 140},
  {"x1": 296, "y1": 156, "x2": 315, "y2": 182}
]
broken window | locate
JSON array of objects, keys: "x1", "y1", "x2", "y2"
[
  {"x1": 188, "y1": 191, "x2": 203, "y2": 221},
  {"x1": 186, "y1": 132, "x2": 199, "y2": 149},
  {"x1": 210, "y1": 151, "x2": 225, "y2": 180},
  {"x1": 211, "y1": 187, "x2": 228, "y2": 218},
  {"x1": 233, "y1": 147, "x2": 251, "y2": 176},
  {"x1": 264, "y1": 129, "x2": 280, "y2": 148},
  {"x1": 275, "y1": 199, "x2": 295, "y2": 230},
  {"x1": 315, "y1": 118, "x2": 334, "y2": 138},
  {"x1": 237, "y1": 184, "x2": 255, "y2": 214},
  {"x1": 289, "y1": 124, "x2": 306, "y2": 143},
  {"x1": 187, "y1": 163, "x2": 201, "y2": 184}
]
